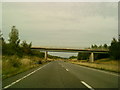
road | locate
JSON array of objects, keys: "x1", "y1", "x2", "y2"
[{"x1": 3, "y1": 60, "x2": 119, "y2": 89}]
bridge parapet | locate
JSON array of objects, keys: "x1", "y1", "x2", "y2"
[{"x1": 31, "y1": 47, "x2": 109, "y2": 53}]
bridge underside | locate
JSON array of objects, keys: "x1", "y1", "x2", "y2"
[{"x1": 31, "y1": 47, "x2": 109, "y2": 62}]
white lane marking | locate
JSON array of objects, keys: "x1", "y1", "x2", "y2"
[
  {"x1": 66, "y1": 69, "x2": 69, "y2": 71},
  {"x1": 81, "y1": 81, "x2": 95, "y2": 90},
  {"x1": 72, "y1": 63, "x2": 119, "y2": 77},
  {"x1": 3, "y1": 62, "x2": 51, "y2": 89}
]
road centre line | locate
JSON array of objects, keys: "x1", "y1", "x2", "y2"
[
  {"x1": 3, "y1": 62, "x2": 50, "y2": 89},
  {"x1": 59, "y1": 64, "x2": 69, "y2": 72},
  {"x1": 81, "y1": 81, "x2": 95, "y2": 90},
  {"x1": 66, "y1": 69, "x2": 69, "y2": 71}
]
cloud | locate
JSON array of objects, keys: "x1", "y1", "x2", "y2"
[
  {"x1": 2, "y1": 2, "x2": 118, "y2": 48},
  {"x1": 0, "y1": 3, "x2": 2, "y2": 30}
]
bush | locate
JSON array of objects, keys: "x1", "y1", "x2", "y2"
[
  {"x1": 37, "y1": 60, "x2": 42, "y2": 64},
  {"x1": 109, "y1": 38, "x2": 120, "y2": 60},
  {"x1": 9, "y1": 56, "x2": 21, "y2": 68},
  {"x1": 77, "y1": 52, "x2": 89, "y2": 60}
]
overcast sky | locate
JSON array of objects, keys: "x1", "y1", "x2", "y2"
[{"x1": 2, "y1": 2, "x2": 118, "y2": 57}]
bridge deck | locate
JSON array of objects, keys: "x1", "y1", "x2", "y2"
[{"x1": 31, "y1": 47, "x2": 109, "y2": 53}]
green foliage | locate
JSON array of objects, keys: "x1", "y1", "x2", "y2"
[
  {"x1": 31, "y1": 50, "x2": 44, "y2": 58},
  {"x1": 91, "y1": 44, "x2": 108, "y2": 50},
  {"x1": 69, "y1": 56, "x2": 77, "y2": 59},
  {"x1": 77, "y1": 52, "x2": 109, "y2": 61},
  {"x1": 48, "y1": 54, "x2": 63, "y2": 59},
  {"x1": 0, "y1": 30, "x2": 3, "y2": 51},
  {"x1": 21, "y1": 40, "x2": 32, "y2": 55},
  {"x1": 90, "y1": 37, "x2": 120, "y2": 60},
  {"x1": 103, "y1": 44, "x2": 108, "y2": 49},
  {"x1": 8, "y1": 26, "x2": 20, "y2": 45},
  {"x1": 3, "y1": 26, "x2": 119, "y2": 61},
  {"x1": 2, "y1": 26, "x2": 22, "y2": 56},
  {"x1": 8, "y1": 26, "x2": 20, "y2": 55},
  {"x1": 109, "y1": 38, "x2": 120, "y2": 60},
  {"x1": 2, "y1": 26, "x2": 44, "y2": 58},
  {"x1": 77, "y1": 52, "x2": 89, "y2": 60},
  {"x1": 2, "y1": 26, "x2": 31, "y2": 57},
  {"x1": 94, "y1": 53, "x2": 109, "y2": 60},
  {"x1": 9, "y1": 55, "x2": 21, "y2": 68}
]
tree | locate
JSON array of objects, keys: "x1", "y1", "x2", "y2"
[
  {"x1": 0, "y1": 30, "x2": 7, "y2": 55},
  {"x1": 69, "y1": 56, "x2": 77, "y2": 59},
  {"x1": 91, "y1": 45, "x2": 94, "y2": 48},
  {"x1": 91, "y1": 44, "x2": 98, "y2": 49},
  {"x1": 103, "y1": 44, "x2": 108, "y2": 49},
  {"x1": 118, "y1": 34, "x2": 120, "y2": 42},
  {"x1": 109, "y1": 38, "x2": 120, "y2": 60},
  {"x1": 111, "y1": 38, "x2": 117, "y2": 46},
  {"x1": 0, "y1": 30, "x2": 3, "y2": 46},
  {"x1": 98, "y1": 45, "x2": 102, "y2": 49},
  {"x1": 0, "y1": 30, "x2": 3, "y2": 54},
  {"x1": 21, "y1": 40, "x2": 32, "y2": 55},
  {"x1": 3, "y1": 26, "x2": 21, "y2": 56},
  {"x1": 94, "y1": 44, "x2": 98, "y2": 49},
  {"x1": 77, "y1": 52, "x2": 89, "y2": 60},
  {"x1": 8, "y1": 26, "x2": 20, "y2": 46}
]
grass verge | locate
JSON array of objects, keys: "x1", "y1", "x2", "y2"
[
  {"x1": 68, "y1": 59, "x2": 120, "y2": 73},
  {"x1": 2, "y1": 55, "x2": 49, "y2": 79}
]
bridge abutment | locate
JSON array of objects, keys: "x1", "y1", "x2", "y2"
[
  {"x1": 89, "y1": 52, "x2": 94, "y2": 62},
  {"x1": 45, "y1": 51, "x2": 48, "y2": 60}
]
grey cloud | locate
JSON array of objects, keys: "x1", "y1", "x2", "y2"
[{"x1": 2, "y1": 2, "x2": 118, "y2": 49}]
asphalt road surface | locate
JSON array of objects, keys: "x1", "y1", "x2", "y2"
[{"x1": 3, "y1": 60, "x2": 119, "y2": 89}]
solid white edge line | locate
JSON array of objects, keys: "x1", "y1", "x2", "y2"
[
  {"x1": 81, "y1": 81, "x2": 95, "y2": 90},
  {"x1": 72, "y1": 63, "x2": 119, "y2": 77},
  {"x1": 3, "y1": 62, "x2": 51, "y2": 89}
]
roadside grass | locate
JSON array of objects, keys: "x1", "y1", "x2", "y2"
[
  {"x1": 2, "y1": 55, "x2": 48, "y2": 79},
  {"x1": 68, "y1": 58, "x2": 120, "y2": 73}
]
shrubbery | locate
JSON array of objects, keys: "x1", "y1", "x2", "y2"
[
  {"x1": 77, "y1": 53, "x2": 89, "y2": 60},
  {"x1": 109, "y1": 38, "x2": 120, "y2": 60},
  {"x1": 8, "y1": 55, "x2": 21, "y2": 68},
  {"x1": 1, "y1": 26, "x2": 45, "y2": 58},
  {"x1": 77, "y1": 37, "x2": 120, "y2": 61}
]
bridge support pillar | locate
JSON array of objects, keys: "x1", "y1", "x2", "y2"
[
  {"x1": 45, "y1": 51, "x2": 48, "y2": 60},
  {"x1": 89, "y1": 52, "x2": 94, "y2": 62}
]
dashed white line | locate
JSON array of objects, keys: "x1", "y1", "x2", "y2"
[
  {"x1": 66, "y1": 69, "x2": 69, "y2": 71},
  {"x1": 3, "y1": 62, "x2": 50, "y2": 89},
  {"x1": 60, "y1": 64, "x2": 69, "y2": 72},
  {"x1": 81, "y1": 81, "x2": 95, "y2": 90}
]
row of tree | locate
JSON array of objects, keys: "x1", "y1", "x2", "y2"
[
  {"x1": 0, "y1": 26, "x2": 65, "y2": 59},
  {"x1": 77, "y1": 53, "x2": 110, "y2": 60},
  {"x1": 1, "y1": 26, "x2": 45, "y2": 58},
  {"x1": 1, "y1": 26, "x2": 120, "y2": 60},
  {"x1": 77, "y1": 37, "x2": 120, "y2": 60},
  {"x1": 109, "y1": 37, "x2": 120, "y2": 60},
  {"x1": 91, "y1": 44, "x2": 108, "y2": 50}
]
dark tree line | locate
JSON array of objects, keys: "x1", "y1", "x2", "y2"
[
  {"x1": 1, "y1": 26, "x2": 64, "y2": 59},
  {"x1": 91, "y1": 44, "x2": 109, "y2": 50},
  {"x1": 77, "y1": 37, "x2": 120, "y2": 60},
  {"x1": 77, "y1": 53, "x2": 89, "y2": 60},
  {"x1": 109, "y1": 37, "x2": 120, "y2": 60},
  {"x1": 69, "y1": 56, "x2": 77, "y2": 59},
  {"x1": 1, "y1": 26, "x2": 44, "y2": 58}
]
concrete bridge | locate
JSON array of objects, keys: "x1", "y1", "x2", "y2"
[{"x1": 31, "y1": 47, "x2": 109, "y2": 62}]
